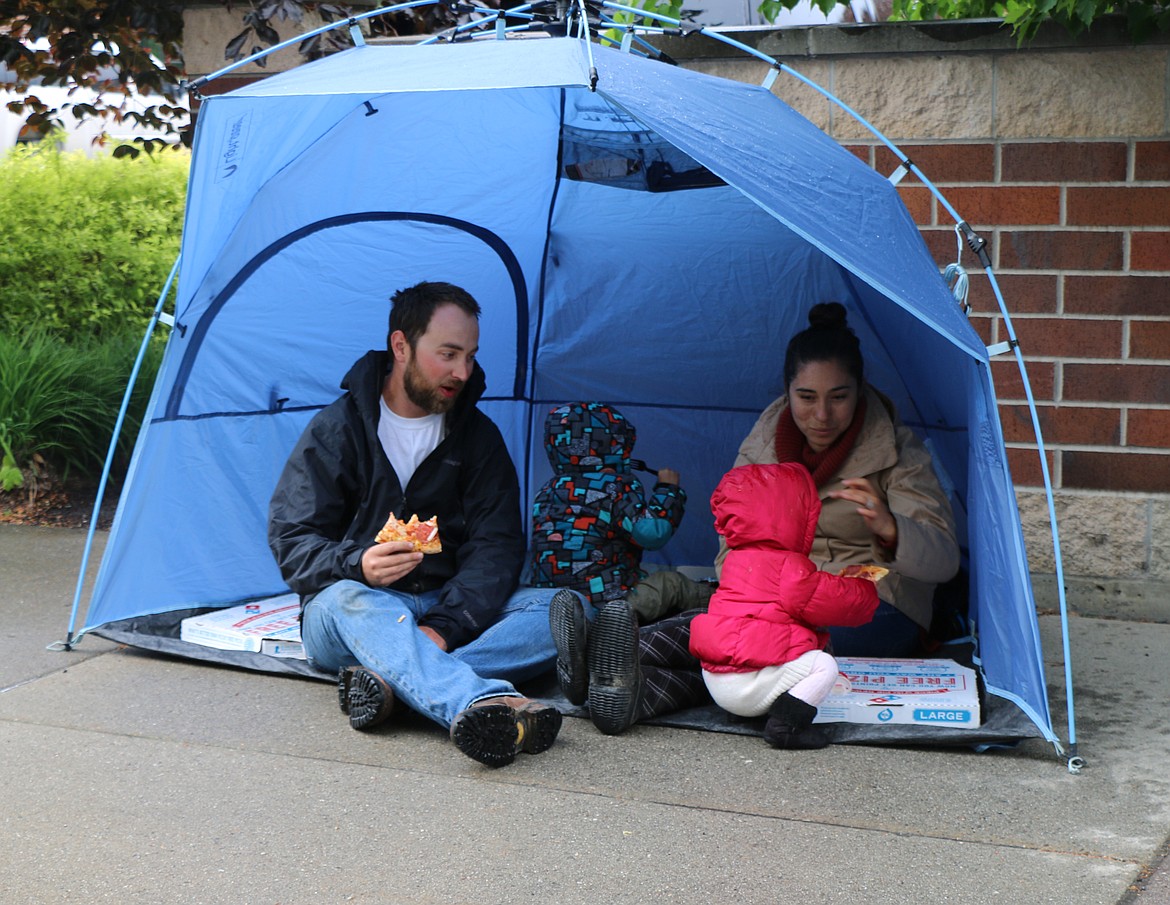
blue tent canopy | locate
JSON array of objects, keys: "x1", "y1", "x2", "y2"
[{"x1": 73, "y1": 33, "x2": 1058, "y2": 747}]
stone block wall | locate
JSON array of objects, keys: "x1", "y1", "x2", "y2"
[
  {"x1": 182, "y1": 4, "x2": 386, "y2": 94},
  {"x1": 655, "y1": 19, "x2": 1169, "y2": 613}
]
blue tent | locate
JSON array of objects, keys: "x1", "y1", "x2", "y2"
[{"x1": 67, "y1": 24, "x2": 1068, "y2": 753}]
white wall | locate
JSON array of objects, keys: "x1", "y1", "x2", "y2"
[
  {"x1": 1, "y1": 66, "x2": 175, "y2": 157},
  {"x1": 687, "y1": 0, "x2": 867, "y2": 27}
]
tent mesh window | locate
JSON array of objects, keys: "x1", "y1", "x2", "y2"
[{"x1": 560, "y1": 123, "x2": 725, "y2": 192}]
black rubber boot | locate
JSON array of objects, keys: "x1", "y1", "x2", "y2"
[
  {"x1": 763, "y1": 692, "x2": 829, "y2": 750},
  {"x1": 587, "y1": 599, "x2": 642, "y2": 735},
  {"x1": 549, "y1": 590, "x2": 589, "y2": 705}
]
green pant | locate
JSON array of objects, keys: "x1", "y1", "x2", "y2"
[{"x1": 625, "y1": 570, "x2": 715, "y2": 623}]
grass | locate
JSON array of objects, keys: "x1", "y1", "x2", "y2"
[{"x1": 0, "y1": 327, "x2": 162, "y2": 487}]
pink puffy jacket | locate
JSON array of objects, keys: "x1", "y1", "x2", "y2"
[{"x1": 689, "y1": 463, "x2": 879, "y2": 673}]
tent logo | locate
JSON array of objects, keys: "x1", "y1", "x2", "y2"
[{"x1": 216, "y1": 113, "x2": 251, "y2": 183}]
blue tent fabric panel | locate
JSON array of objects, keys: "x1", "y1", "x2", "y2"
[
  {"x1": 85, "y1": 415, "x2": 298, "y2": 628},
  {"x1": 536, "y1": 183, "x2": 837, "y2": 409},
  {"x1": 181, "y1": 94, "x2": 354, "y2": 297},
  {"x1": 965, "y1": 375, "x2": 1051, "y2": 731},
  {"x1": 165, "y1": 216, "x2": 532, "y2": 418},
  {"x1": 590, "y1": 50, "x2": 985, "y2": 361},
  {"x1": 227, "y1": 38, "x2": 596, "y2": 96}
]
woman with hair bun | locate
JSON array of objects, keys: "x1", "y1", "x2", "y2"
[{"x1": 721, "y1": 301, "x2": 960, "y2": 656}]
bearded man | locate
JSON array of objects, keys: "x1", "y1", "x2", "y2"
[{"x1": 269, "y1": 281, "x2": 574, "y2": 767}]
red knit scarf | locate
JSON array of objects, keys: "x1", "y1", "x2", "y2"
[{"x1": 774, "y1": 396, "x2": 867, "y2": 488}]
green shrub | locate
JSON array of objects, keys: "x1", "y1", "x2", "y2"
[
  {"x1": 0, "y1": 145, "x2": 188, "y2": 338},
  {"x1": 0, "y1": 327, "x2": 164, "y2": 482}
]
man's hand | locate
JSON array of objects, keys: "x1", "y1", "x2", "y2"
[
  {"x1": 657, "y1": 467, "x2": 680, "y2": 486},
  {"x1": 361, "y1": 541, "x2": 423, "y2": 587},
  {"x1": 418, "y1": 625, "x2": 448, "y2": 652}
]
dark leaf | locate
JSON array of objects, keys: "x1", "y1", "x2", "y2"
[
  {"x1": 319, "y1": 4, "x2": 348, "y2": 23},
  {"x1": 225, "y1": 28, "x2": 253, "y2": 61},
  {"x1": 325, "y1": 31, "x2": 351, "y2": 52},
  {"x1": 272, "y1": 0, "x2": 308, "y2": 22},
  {"x1": 136, "y1": 137, "x2": 169, "y2": 155},
  {"x1": 254, "y1": 22, "x2": 282, "y2": 45}
]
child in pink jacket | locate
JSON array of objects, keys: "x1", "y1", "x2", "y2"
[{"x1": 689, "y1": 463, "x2": 881, "y2": 749}]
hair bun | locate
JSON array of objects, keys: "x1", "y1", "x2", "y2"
[{"x1": 808, "y1": 301, "x2": 848, "y2": 330}]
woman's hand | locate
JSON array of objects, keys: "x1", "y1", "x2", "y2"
[
  {"x1": 829, "y1": 477, "x2": 898, "y2": 550},
  {"x1": 361, "y1": 541, "x2": 424, "y2": 587}
]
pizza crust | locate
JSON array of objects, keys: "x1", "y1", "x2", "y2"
[
  {"x1": 838, "y1": 564, "x2": 890, "y2": 583},
  {"x1": 375, "y1": 513, "x2": 442, "y2": 554}
]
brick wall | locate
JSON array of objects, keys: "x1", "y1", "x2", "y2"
[
  {"x1": 656, "y1": 19, "x2": 1170, "y2": 601},
  {"x1": 861, "y1": 139, "x2": 1170, "y2": 495}
]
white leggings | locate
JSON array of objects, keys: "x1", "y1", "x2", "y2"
[{"x1": 702, "y1": 650, "x2": 839, "y2": 718}]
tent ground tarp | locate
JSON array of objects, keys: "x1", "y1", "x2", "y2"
[
  {"x1": 93, "y1": 612, "x2": 1042, "y2": 746},
  {"x1": 75, "y1": 33, "x2": 1060, "y2": 750}
]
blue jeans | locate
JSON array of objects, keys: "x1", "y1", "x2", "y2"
[{"x1": 300, "y1": 580, "x2": 566, "y2": 728}]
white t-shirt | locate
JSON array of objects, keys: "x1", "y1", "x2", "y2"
[{"x1": 378, "y1": 396, "x2": 445, "y2": 489}]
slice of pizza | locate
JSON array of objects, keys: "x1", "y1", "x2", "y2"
[
  {"x1": 838, "y1": 563, "x2": 890, "y2": 583},
  {"x1": 375, "y1": 513, "x2": 442, "y2": 554}
]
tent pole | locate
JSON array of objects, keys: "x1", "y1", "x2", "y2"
[
  {"x1": 573, "y1": 0, "x2": 600, "y2": 88},
  {"x1": 975, "y1": 264, "x2": 1082, "y2": 774},
  {"x1": 58, "y1": 255, "x2": 181, "y2": 651},
  {"x1": 422, "y1": 5, "x2": 539, "y2": 44}
]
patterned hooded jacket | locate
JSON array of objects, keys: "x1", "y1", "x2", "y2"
[{"x1": 531, "y1": 402, "x2": 687, "y2": 606}]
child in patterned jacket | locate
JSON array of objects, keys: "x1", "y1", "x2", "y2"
[{"x1": 531, "y1": 401, "x2": 687, "y2": 608}]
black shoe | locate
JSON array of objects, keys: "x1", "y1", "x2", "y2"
[
  {"x1": 450, "y1": 698, "x2": 563, "y2": 768},
  {"x1": 549, "y1": 590, "x2": 589, "y2": 705},
  {"x1": 338, "y1": 666, "x2": 396, "y2": 730},
  {"x1": 763, "y1": 692, "x2": 829, "y2": 750},
  {"x1": 587, "y1": 600, "x2": 642, "y2": 736}
]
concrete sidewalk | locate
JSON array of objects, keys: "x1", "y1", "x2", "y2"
[{"x1": 2, "y1": 524, "x2": 1168, "y2": 905}]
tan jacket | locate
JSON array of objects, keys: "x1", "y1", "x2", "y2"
[{"x1": 716, "y1": 386, "x2": 959, "y2": 629}]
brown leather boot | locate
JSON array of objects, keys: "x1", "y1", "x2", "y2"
[
  {"x1": 338, "y1": 666, "x2": 396, "y2": 730},
  {"x1": 449, "y1": 697, "x2": 562, "y2": 767}
]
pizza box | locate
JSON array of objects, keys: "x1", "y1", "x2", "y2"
[
  {"x1": 180, "y1": 595, "x2": 302, "y2": 654},
  {"x1": 260, "y1": 630, "x2": 307, "y2": 660},
  {"x1": 812, "y1": 657, "x2": 981, "y2": 728}
]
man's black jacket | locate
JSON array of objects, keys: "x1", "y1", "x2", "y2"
[{"x1": 267, "y1": 350, "x2": 524, "y2": 650}]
